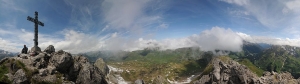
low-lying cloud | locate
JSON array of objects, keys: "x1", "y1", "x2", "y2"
[
  {"x1": 237, "y1": 32, "x2": 300, "y2": 47},
  {"x1": 189, "y1": 27, "x2": 243, "y2": 52},
  {"x1": 108, "y1": 26, "x2": 244, "y2": 52},
  {"x1": 4, "y1": 26, "x2": 300, "y2": 54}
]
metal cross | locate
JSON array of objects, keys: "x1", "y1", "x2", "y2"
[{"x1": 27, "y1": 11, "x2": 44, "y2": 47}]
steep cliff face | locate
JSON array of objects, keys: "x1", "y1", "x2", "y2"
[
  {"x1": 195, "y1": 56, "x2": 300, "y2": 84},
  {"x1": 0, "y1": 45, "x2": 108, "y2": 84}
]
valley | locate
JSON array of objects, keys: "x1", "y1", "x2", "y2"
[{"x1": 82, "y1": 42, "x2": 300, "y2": 83}]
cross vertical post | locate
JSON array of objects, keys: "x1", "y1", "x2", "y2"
[{"x1": 27, "y1": 11, "x2": 44, "y2": 53}]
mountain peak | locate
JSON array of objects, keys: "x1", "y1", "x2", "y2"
[{"x1": 0, "y1": 45, "x2": 108, "y2": 84}]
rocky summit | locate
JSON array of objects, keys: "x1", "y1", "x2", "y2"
[
  {"x1": 194, "y1": 56, "x2": 300, "y2": 84},
  {"x1": 0, "y1": 45, "x2": 108, "y2": 84}
]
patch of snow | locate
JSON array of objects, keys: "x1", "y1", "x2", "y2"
[
  {"x1": 107, "y1": 65, "x2": 128, "y2": 84},
  {"x1": 167, "y1": 75, "x2": 195, "y2": 84},
  {"x1": 115, "y1": 74, "x2": 128, "y2": 84},
  {"x1": 108, "y1": 65, "x2": 123, "y2": 72}
]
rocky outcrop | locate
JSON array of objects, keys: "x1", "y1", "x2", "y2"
[
  {"x1": 69, "y1": 55, "x2": 107, "y2": 84},
  {"x1": 194, "y1": 57, "x2": 300, "y2": 84},
  {"x1": 49, "y1": 50, "x2": 73, "y2": 73},
  {"x1": 0, "y1": 45, "x2": 108, "y2": 84},
  {"x1": 94, "y1": 58, "x2": 109, "y2": 76}
]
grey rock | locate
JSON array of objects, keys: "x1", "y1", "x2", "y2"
[
  {"x1": 94, "y1": 58, "x2": 109, "y2": 76},
  {"x1": 30, "y1": 46, "x2": 41, "y2": 53},
  {"x1": 39, "y1": 69, "x2": 48, "y2": 76},
  {"x1": 62, "y1": 81, "x2": 75, "y2": 84},
  {"x1": 49, "y1": 50, "x2": 73, "y2": 73},
  {"x1": 71, "y1": 56, "x2": 108, "y2": 84},
  {"x1": 13, "y1": 69, "x2": 28, "y2": 84},
  {"x1": 135, "y1": 79, "x2": 144, "y2": 84},
  {"x1": 1, "y1": 50, "x2": 108, "y2": 84},
  {"x1": 32, "y1": 53, "x2": 48, "y2": 69},
  {"x1": 18, "y1": 54, "x2": 29, "y2": 59},
  {"x1": 44, "y1": 45, "x2": 55, "y2": 54},
  {"x1": 195, "y1": 57, "x2": 300, "y2": 84}
]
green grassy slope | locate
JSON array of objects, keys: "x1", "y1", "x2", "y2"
[{"x1": 107, "y1": 48, "x2": 209, "y2": 83}]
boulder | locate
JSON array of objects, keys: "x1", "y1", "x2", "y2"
[
  {"x1": 30, "y1": 46, "x2": 41, "y2": 53},
  {"x1": 70, "y1": 56, "x2": 107, "y2": 84},
  {"x1": 94, "y1": 58, "x2": 109, "y2": 76},
  {"x1": 18, "y1": 54, "x2": 29, "y2": 59},
  {"x1": 32, "y1": 53, "x2": 50, "y2": 69},
  {"x1": 135, "y1": 79, "x2": 144, "y2": 84},
  {"x1": 44, "y1": 45, "x2": 55, "y2": 54},
  {"x1": 49, "y1": 50, "x2": 73, "y2": 73},
  {"x1": 13, "y1": 69, "x2": 28, "y2": 84}
]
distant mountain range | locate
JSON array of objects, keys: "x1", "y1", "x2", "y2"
[
  {"x1": 0, "y1": 49, "x2": 18, "y2": 59},
  {"x1": 2, "y1": 41, "x2": 298, "y2": 83},
  {"x1": 79, "y1": 41, "x2": 300, "y2": 83}
]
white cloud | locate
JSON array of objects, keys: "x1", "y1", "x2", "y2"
[
  {"x1": 64, "y1": 0, "x2": 102, "y2": 30},
  {"x1": 122, "y1": 37, "x2": 195, "y2": 51},
  {"x1": 39, "y1": 30, "x2": 105, "y2": 53},
  {"x1": 0, "y1": 38, "x2": 20, "y2": 52},
  {"x1": 4, "y1": 25, "x2": 300, "y2": 54},
  {"x1": 286, "y1": 0, "x2": 300, "y2": 13},
  {"x1": 190, "y1": 27, "x2": 243, "y2": 52},
  {"x1": 0, "y1": 0, "x2": 27, "y2": 13},
  {"x1": 237, "y1": 32, "x2": 300, "y2": 47},
  {"x1": 111, "y1": 32, "x2": 118, "y2": 38},
  {"x1": 219, "y1": 0, "x2": 249, "y2": 6},
  {"x1": 101, "y1": 0, "x2": 167, "y2": 33},
  {"x1": 158, "y1": 23, "x2": 169, "y2": 29},
  {"x1": 117, "y1": 27, "x2": 243, "y2": 52},
  {"x1": 221, "y1": 0, "x2": 299, "y2": 31}
]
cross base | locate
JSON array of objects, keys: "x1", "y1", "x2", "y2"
[{"x1": 31, "y1": 46, "x2": 41, "y2": 53}]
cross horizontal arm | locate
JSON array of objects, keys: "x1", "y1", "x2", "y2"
[
  {"x1": 27, "y1": 16, "x2": 44, "y2": 26},
  {"x1": 27, "y1": 16, "x2": 34, "y2": 22},
  {"x1": 38, "y1": 21, "x2": 44, "y2": 26}
]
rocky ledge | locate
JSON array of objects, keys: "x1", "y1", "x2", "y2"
[
  {"x1": 0, "y1": 45, "x2": 108, "y2": 84},
  {"x1": 194, "y1": 57, "x2": 300, "y2": 84}
]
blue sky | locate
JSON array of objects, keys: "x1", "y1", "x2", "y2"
[{"x1": 1, "y1": 0, "x2": 300, "y2": 53}]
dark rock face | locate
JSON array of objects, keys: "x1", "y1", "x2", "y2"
[
  {"x1": 194, "y1": 57, "x2": 300, "y2": 84},
  {"x1": 0, "y1": 45, "x2": 108, "y2": 84}
]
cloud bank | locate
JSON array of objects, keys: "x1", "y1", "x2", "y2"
[
  {"x1": 104, "y1": 26, "x2": 244, "y2": 52},
  {"x1": 237, "y1": 32, "x2": 300, "y2": 47},
  {"x1": 3, "y1": 25, "x2": 300, "y2": 54},
  {"x1": 190, "y1": 27, "x2": 243, "y2": 52}
]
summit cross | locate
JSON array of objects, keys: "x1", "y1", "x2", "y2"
[{"x1": 27, "y1": 11, "x2": 44, "y2": 52}]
